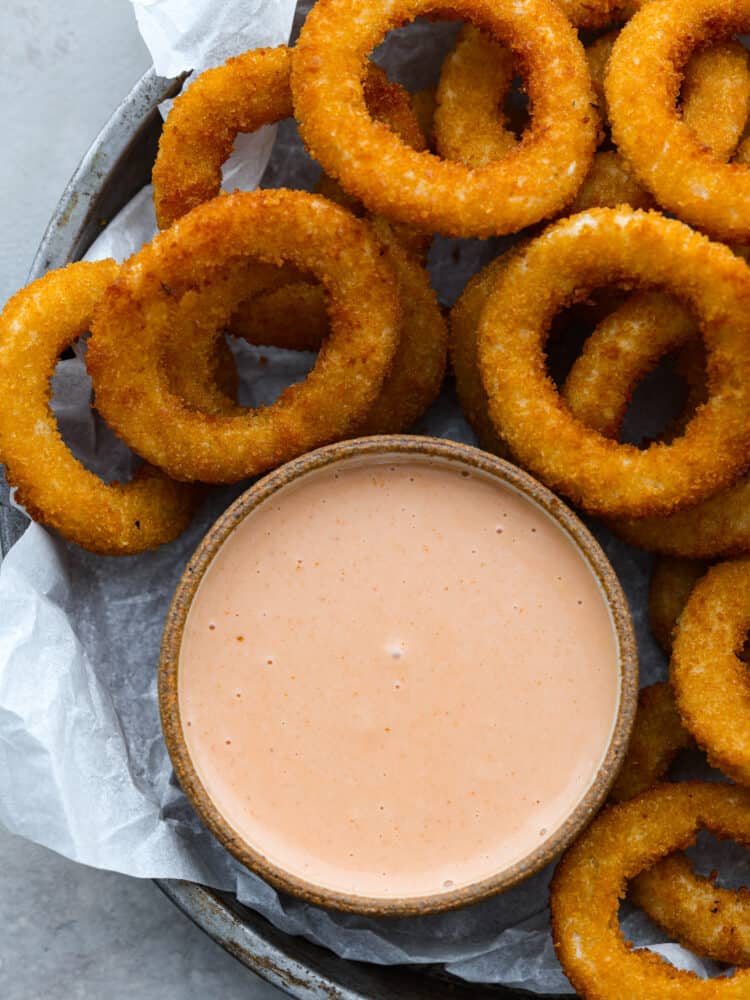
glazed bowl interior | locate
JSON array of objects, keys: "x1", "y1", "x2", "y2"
[{"x1": 159, "y1": 435, "x2": 638, "y2": 917}]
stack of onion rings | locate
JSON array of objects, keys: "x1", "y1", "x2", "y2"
[
  {"x1": 610, "y1": 682, "x2": 694, "y2": 803},
  {"x1": 609, "y1": 679, "x2": 750, "y2": 970},
  {"x1": 152, "y1": 43, "x2": 444, "y2": 435},
  {"x1": 435, "y1": 24, "x2": 750, "y2": 213},
  {"x1": 551, "y1": 783, "x2": 750, "y2": 996},
  {"x1": 477, "y1": 209, "x2": 750, "y2": 519},
  {"x1": 87, "y1": 190, "x2": 401, "y2": 484}
]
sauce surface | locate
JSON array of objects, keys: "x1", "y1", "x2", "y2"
[{"x1": 179, "y1": 456, "x2": 620, "y2": 899}]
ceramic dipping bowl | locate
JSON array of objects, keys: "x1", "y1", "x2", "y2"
[{"x1": 159, "y1": 435, "x2": 638, "y2": 917}]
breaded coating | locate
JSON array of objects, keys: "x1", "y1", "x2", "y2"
[
  {"x1": 650, "y1": 557, "x2": 709, "y2": 654},
  {"x1": 607, "y1": 0, "x2": 750, "y2": 242},
  {"x1": 477, "y1": 209, "x2": 750, "y2": 519},
  {"x1": 292, "y1": 0, "x2": 598, "y2": 238},
  {"x1": 226, "y1": 222, "x2": 448, "y2": 435},
  {"x1": 87, "y1": 190, "x2": 401, "y2": 484},
  {"x1": 551, "y1": 782, "x2": 750, "y2": 998},
  {"x1": 0, "y1": 261, "x2": 200, "y2": 554},
  {"x1": 610, "y1": 682, "x2": 694, "y2": 802},
  {"x1": 562, "y1": 291, "x2": 696, "y2": 438},
  {"x1": 672, "y1": 558, "x2": 750, "y2": 787}
]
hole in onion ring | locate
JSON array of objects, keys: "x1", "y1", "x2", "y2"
[{"x1": 52, "y1": 350, "x2": 145, "y2": 485}]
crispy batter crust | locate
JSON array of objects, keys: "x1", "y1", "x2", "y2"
[
  {"x1": 550, "y1": 782, "x2": 750, "y2": 998},
  {"x1": 201, "y1": 222, "x2": 448, "y2": 435},
  {"x1": 434, "y1": 26, "x2": 517, "y2": 167},
  {"x1": 153, "y1": 46, "x2": 293, "y2": 231},
  {"x1": 609, "y1": 680, "x2": 750, "y2": 971},
  {"x1": 682, "y1": 41, "x2": 750, "y2": 161},
  {"x1": 87, "y1": 190, "x2": 401, "y2": 483},
  {"x1": 0, "y1": 261, "x2": 200, "y2": 554},
  {"x1": 434, "y1": 27, "x2": 748, "y2": 213},
  {"x1": 607, "y1": 0, "x2": 750, "y2": 242},
  {"x1": 477, "y1": 209, "x2": 750, "y2": 519},
  {"x1": 632, "y1": 853, "x2": 750, "y2": 967},
  {"x1": 650, "y1": 557, "x2": 709, "y2": 654},
  {"x1": 614, "y1": 474, "x2": 750, "y2": 558},
  {"x1": 292, "y1": 0, "x2": 598, "y2": 238},
  {"x1": 449, "y1": 252, "x2": 515, "y2": 455},
  {"x1": 671, "y1": 558, "x2": 750, "y2": 787},
  {"x1": 610, "y1": 682, "x2": 693, "y2": 802},
  {"x1": 567, "y1": 150, "x2": 654, "y2": 213},
  {"x1": 563, "y1": 291, "x2": 695, "y2": 438}
]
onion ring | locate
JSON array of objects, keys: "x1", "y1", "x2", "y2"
[
  {"x1": 607, "y1": 0, "x2": 750, "y2": 242},
  {"x1": 182, "y1": 220, "x2": 448, "y2": 435},
  {"x1": 153, "y1": 45, "x2": 426, "y2": 231},
  {"x1": 0, "y1": 261, "x2": 200, "y2": 555},
  {"x1": 614, "y1": 475, "x2": 750, "y2": 559},
  {"x1": 610, "y1": 683, "x2": 694, "y2": 803},
  {"x1": 477, "y1": 209, "x2": 750, "y2": 519},
  {"x1": 610, "y1": 682, "x2": 750, "y2": 969},
  {"x1": 87, "y1": 190, "x2": 401, "y2": 484},
  {"x1": 631, "y1": 853, "x2": 750, "y2": 968},
  {"x1": 435, "y1": 26, "x2": 748, "y2": 213},
  {"x1": 681, "y1": 40, "x2": 750, "y2": 162},
  {"x1": 559, "y1": 282, "x2": 750, "y2": 558},
  {"x1": 550, "y1": 782, "x2": 750, "y2": 997},
  {"x1": 650, "y1": 557, "x2": 709, "y2": 655},
  {"x1": 292, "y1": 0, "x2": 598, "y2": 238},
  {"x1": 411, "y1": 87, "x2": 437, "y2": 151},
  {"x1": 671, "y1": 558, "x2": 750, "y2": 787}
]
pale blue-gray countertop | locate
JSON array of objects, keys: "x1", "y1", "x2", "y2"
[{"x1": 0, "y1": 3, "x2": 285, "y2": 996}]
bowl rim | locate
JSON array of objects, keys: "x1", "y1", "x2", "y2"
[{"x1": 159, "y1": 433, "x2": 639, "y2": 918}]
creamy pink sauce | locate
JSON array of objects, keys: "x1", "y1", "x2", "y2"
[{"x1": 178, "y1": 456, "x2": 620, "y2": 900}]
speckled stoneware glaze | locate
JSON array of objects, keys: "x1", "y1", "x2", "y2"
[{"x1": 159, "y1": 435, "x2": 638, "y2": 918}]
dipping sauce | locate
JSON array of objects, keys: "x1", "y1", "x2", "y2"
[{"x1": 178, "y1": 456, "x2": 620, "y2": 900}]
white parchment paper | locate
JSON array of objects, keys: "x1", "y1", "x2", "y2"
[{"x1": 0, "y1": 1, "x2": 741, "y2": 993}]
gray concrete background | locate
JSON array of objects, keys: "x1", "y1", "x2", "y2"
[{"x1": 0, "y1": 3, "x2": 285, "y2": 997}]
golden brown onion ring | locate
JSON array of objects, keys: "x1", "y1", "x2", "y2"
[
  {"x1": 614, "y1": 479, "x2": 750, "y2": 559},
  {"x1": 610, "y1": 680, "x2": 750, "y2": 969},
  {"x1": 681, "y1": 40, "x2": 750, "y2": 162},
  {"x1": 559, "y1": 286, "x2": 750, "y2": 558},
  {"x1": 477, "y1": 209, "x2": 750, "y2": 519},
  {"x1": 0, "y1": 261, "x2": 200, "y2": 554},
  {"x1": 566, "y1": 150, "x2": 654, "y2": 213},
  {"x1": 433, "y1": 26, "x2": 517, "y2": 167},
  {"x1": 551, "y1": 782, "x2": 750, "y2": 997},
  {"x1": 672, "y1": 557, "x2": 750, "y2": 787},
  {"x1": 202, "y1": 221, "x2": 448, "y2": 435},
  {"x1": 292, "y1": 0, "x2": 598, "y2": 238},
  {"x1": 436, "y1": 27, "x2": 749, "y2": 212},
  {"x1": 87, "y1": 190, "x2": 401, "y2": 484},
  {"x1": 607, "y1": 0, "x2": 750, "y2": 242}
]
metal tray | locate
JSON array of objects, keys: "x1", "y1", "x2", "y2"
[{"x1": 0, "y1": 69, "x2": 570, "y2": 1000}]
